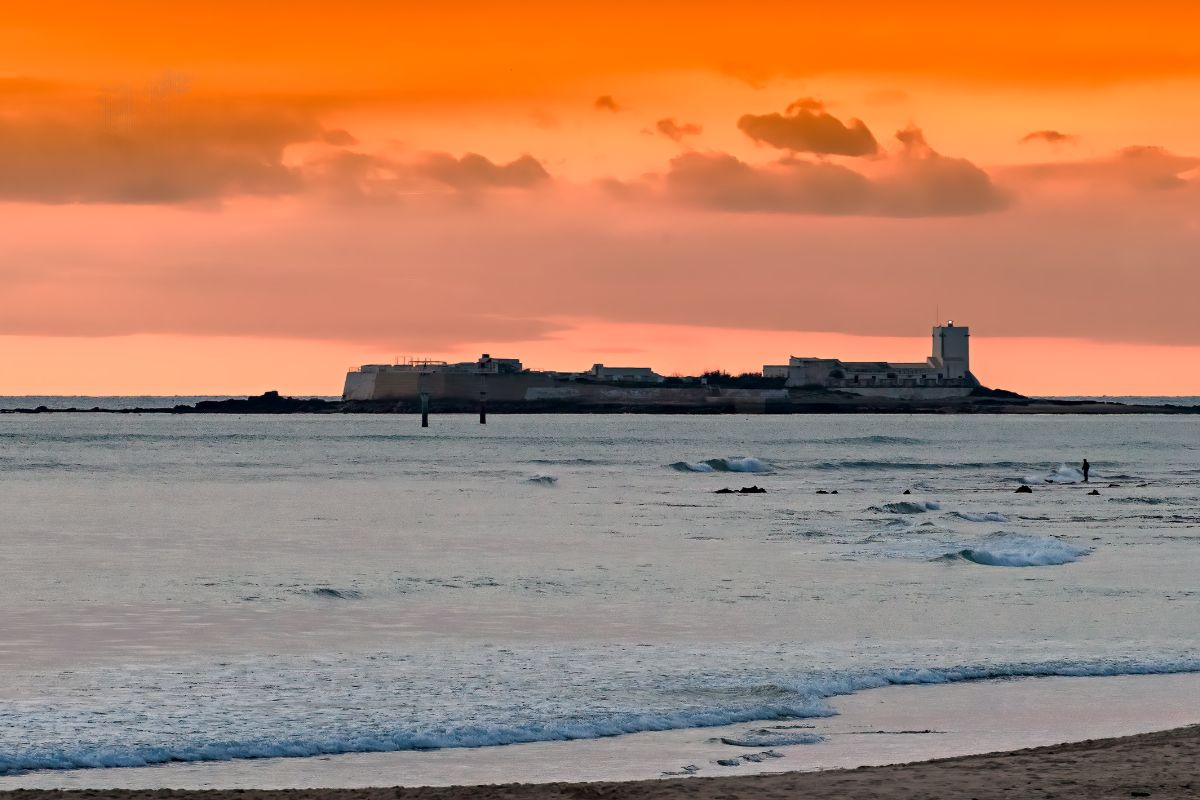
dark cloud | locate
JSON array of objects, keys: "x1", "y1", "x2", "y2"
[
  {"x1": 665, "y1": 152, "x2": 871, "y2": 214},
  {"x1": 661, "y1": 127, "x2": 1007, "y2": 217},
  {"x1": 0, "y1": 103, "x2": 318, "y2": 204},
  {"x1": 1006, "y1": 146, "x2": 1199, "y2": 191},
  {"x1": 309, "y1": 151, "x2": 551, "y2": 202},
  {"x1": 655, "y1": 118, "x2": 703, "y2": 142},
  {"x1": 1020, "y1": 130, "x2": 1078, "y2": 145},
  {"x1": 594, "y1": 95, "x2": 620, "y2": 112},
  {"x1": 0, "y1": 93, "x2": 550, "y2": 204},
  {"x1": 876, "y1": 128, "x2": 1010, "y2": 216},
  {"x1": 737, "y1": 98, "x2": 879, "y2": 157},
  {"x1": 418, "y1": 152, "x2": 551, "y2": 189}
]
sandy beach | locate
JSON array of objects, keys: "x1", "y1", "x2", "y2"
[{"x1": 2, "y1": 724, "x2": 1196, "y2": 800}]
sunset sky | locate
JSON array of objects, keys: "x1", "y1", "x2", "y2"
[{"x1": 3, "y1": 2, "x2": 1199, "y2": 395}]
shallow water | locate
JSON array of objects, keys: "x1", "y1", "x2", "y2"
[{"x1": 0, "y1": 412, "x2": 1197, "y2": 779}]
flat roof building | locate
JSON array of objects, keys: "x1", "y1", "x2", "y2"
[{"x1": 772, "y1": 323, "x2": 977, "y2": 394}]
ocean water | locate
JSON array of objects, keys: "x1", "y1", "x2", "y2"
[{"x1": 0, "y1": 412, "x2": 1197, "y2": 781}]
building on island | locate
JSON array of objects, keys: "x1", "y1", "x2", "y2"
[
  {"x1": 775, "y1": 323, "x2": 976, "y2": 399},
  {"x1": 342, "y1": 323, "x2": 979, "y2": 403},
  {"x1": 353, "y1": 354, "x2": 524, "y2": 376}
]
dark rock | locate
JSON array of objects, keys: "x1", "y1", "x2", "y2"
[
  {"x1": 831, "y1": 490, "x2": 838, "y2": 494},
  {"x1": 902, "y1": 489, "x2": 912, "y2": 495},
  {"x1": 739, "y1": 486, "x2": 766, "y2": 494},
  {"x1": 816, "y1": 490, "x2": 829, "y2": 495},
  {"x1": 714, "y1": 488, "x2": 735, "y2": 494},
  {"x1": 1088, "y1": 489, "x2": 1100, "y2": 495},
  {"x1": 1015, "y1": 484, "x2": 1034, "y2": 493},
  {"x1": 185, "y1": 392, "x2": 339, "y2": 414}
]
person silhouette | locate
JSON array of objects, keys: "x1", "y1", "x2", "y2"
[{"x1": 1082, "y1": 459, "x2": 1090, "y2": 483}]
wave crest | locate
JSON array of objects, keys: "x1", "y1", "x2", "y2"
[
  {"x1": 1024, "y1": 463, "x2": 1086, "y2": 485},
  {"x1": 872, "y1": 500, "x2": 941, "y2": 514},
  {"x1": 942, "y1": 534, "x2": 1089, "y2": 567},
  {"x1": 670, "y1": 457, "x2": 772, "y2": 474}
]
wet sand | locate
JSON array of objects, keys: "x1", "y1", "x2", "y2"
[{"x1": 3, "y1": 724, "x2": 1197, "y2": 800}]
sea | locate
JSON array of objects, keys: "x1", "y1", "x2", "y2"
[{"x1": 0, "y1": 402, "x2": 1197, "y2": 787}]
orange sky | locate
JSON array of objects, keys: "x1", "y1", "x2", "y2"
[{"x1": 2, "y1": 2, "x2": 1198, "y2": 394}]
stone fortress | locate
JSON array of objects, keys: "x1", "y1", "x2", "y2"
[
  {"x1": 763, "y1": 322, "x2": 976, "y2": 400},
  {"x1": 343, "y1": 324, "x2": 980, "y2": 408}
]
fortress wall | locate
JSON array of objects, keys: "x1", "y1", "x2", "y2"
[
  {"x1": 842, "y1": 386, "x2": 973, "y2": 400},
  {"x1": 354, "y1": 371, "x2": 556, "y2": 402},
  {"x1": 342, "y1": 371, "x2": 378, "y2": 400}
]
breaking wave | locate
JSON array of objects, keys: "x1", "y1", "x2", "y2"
[
  {"x1": 941, "y1": 534, "x2": 1090, "y2": 567},
  {"x1": 947, "y1": 511, "x2": 1009, "y2": 523},
  {"x1": 1025, "y1": 463, "x2": 1086, "y2": 485},
  {"x1": 526, "y1": 475, "x2": 559, "y2": 486},
  {"x1": 3, "y1": 657, "x2": 1198, "y2": 775},
  {"x1": 872, "y1": 501, "x2": 941, "y2": 514},
  {"x1": 670, "y1": 457, "x2": 772, "y2": 474}
]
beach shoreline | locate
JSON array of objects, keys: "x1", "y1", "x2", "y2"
[
  {"x1": 2, "y1": 724, "x2": 1196, "y2": 800},
  {"x1": 4, "y1": 673, "x2": 1198, "y2": 793}
]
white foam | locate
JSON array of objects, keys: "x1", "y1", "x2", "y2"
[
  {"x1": 719, "y1": 729, "x2": 825, "y2": 747},
  {"x1": 946, "y1": 534, "x2": 1090, "y2": 567},
  {"x1": 1024, "y1": 463, "x2": 1087, "y2": 485},
  {"x1": 5, "y1": 656, "x2": 1199, "y2": 775},
  {"x1": 874, "y1": 501, "x2": 941, "y2": 514},
  {"x1": 669, "y1": 457, "x2": 772, "y2": 473}
]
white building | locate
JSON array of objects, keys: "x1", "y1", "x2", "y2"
[{"x1": 774, "y1": 323, "x2": 977, "y2": 396}]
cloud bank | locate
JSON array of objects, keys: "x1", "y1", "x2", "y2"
[
  {"x1": 655, "y1": 118, "x2": 703, "y2": 142},
  {"x1": 660, "y1": 126, "x2": 1007, "y2": 217},
  {"x1": 737, "y1": 98, "x2": 879, "y2": 156}
]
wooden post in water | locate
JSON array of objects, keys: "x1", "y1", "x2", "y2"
[
  {"x1": 420, "y1": 391, "x2": 429, "y2": 428},
  {"x1": 479, "y1": 389, "x2": 487, "y2": 424}
]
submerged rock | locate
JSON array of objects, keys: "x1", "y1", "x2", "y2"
[{"x1": 1015, "y1": 484, "x2": 1034, "y2": 493}]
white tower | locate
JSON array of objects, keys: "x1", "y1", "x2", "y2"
[{"x1": 932, "y1": 322, "x2": 970, "y2": 380}]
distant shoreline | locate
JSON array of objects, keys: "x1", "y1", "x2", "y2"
[{"x1": 2, "y1": 391, "x2": 1200, "y2": 415}]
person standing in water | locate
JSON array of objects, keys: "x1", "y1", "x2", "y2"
[{"x1": 1082, "y1": 458, "x2": 1090, "y2": 483}]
